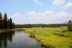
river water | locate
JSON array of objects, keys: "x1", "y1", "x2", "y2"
[{"x1": 0, "y1": 31, "x2": 46, "y2": 48}]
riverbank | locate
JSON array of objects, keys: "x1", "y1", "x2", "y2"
[
  {"x1": 0, "y1": 28, "x2": 25, "y2": 33},
  {"x1": 0, "y1": 29, "x2": 15, "y2": 33},
  {"x1": 25, "y1": 28, "x2": 72, "y2": 48},
  {"x1": 13, "y1": 28, "x2": 25, "y2": 31}
]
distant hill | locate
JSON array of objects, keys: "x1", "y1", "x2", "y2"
[{"x1": 63, "y1": 21, "x2": 68, "y2": 24}]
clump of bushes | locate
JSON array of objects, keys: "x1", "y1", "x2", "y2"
[{"x1": 67, "y1": 20, "x2": 72, "y2": 31}]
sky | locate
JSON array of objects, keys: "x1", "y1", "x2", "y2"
[{"x1": 0, "y1": 0, "x2": 72, "y2": 24}]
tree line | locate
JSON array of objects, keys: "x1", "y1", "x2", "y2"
[
  {"x1": 15, "y1": 24, "x2": 67, "y2": 28},
  {"x1": 15, "y1": 20, "x2": 72, "y2": 31},
  {"x1": 0, "y1": 12, "x2": 15, "y2": 29}
]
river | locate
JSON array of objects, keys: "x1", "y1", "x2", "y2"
[{"x1": 0, "y1": 31, "x2": 46, "y2": 48}]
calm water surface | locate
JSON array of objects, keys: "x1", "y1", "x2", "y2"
[{"x1": 0, "y1": 31, "x2": 45, "y2": 48}]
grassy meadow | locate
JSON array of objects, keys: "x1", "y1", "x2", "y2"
[{"x1": 25, "y1": 27, "x2": 72, "y2": 48}]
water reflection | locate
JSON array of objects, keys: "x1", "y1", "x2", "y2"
[
  {"x1": 0, "y1": 31, "x2": 44, "y2": 48},
  {"x1": 0, "y1": 31, "x2": 15, "y2": 48}
]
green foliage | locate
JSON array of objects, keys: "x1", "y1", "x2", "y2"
[
  {"x1": 12, "y1": 22, "x2": 15, "y2": 29},
  {"x1": 0, "y1": 12, "x2": 15, "y2": 30},
  {"x1": 67, "y1": 20, "x2": 72, "y2": 31},
  {"x1": 4, "y1": 13, "x2": 7, "y2": 28},
  {"x1": 7, "y1": 18, "x2": 15, "y2": 29},
  {"x1": 0, "y1": 12, "x2": 3, "y2": 29},
  {"x1": 9, "y1": 18, "x2": 12, "y2": 29},
  {"x1": 7, "y1": 19, "x2": 10, "y2": 28},
  {"x1": 15, "y1": 24, "x2": 67, "y2": 28},
  {"x1": 25, "y1": 28, "x2": 72, "y2": 48}
]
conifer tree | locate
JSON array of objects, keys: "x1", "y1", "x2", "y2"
[{"x1": 4, "y1": 13, "x2": 7, "y2": 28}]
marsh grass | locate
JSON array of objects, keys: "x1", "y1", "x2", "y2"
[
  {"x1": 0, "y1": 29, "x2": 3, "y2": 33},
  {"x1": 0, "y1": 29, "x2": 15, "y2": 33},
  {"x1": 13, "y1": 28, "x2": 24, "y2": 31},
  {"x1": 25, "y1": 28, "x2": 72, "y2": 48}
]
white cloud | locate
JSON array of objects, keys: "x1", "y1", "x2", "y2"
[
  {"x1": 28, "y1": 11, "x2": 36, "y2": 16},
  {"x1": 12, "y1": 13, "x2": 27, "y2": 24},
  {"x1": 11, "y1": 11, "x2": 72, "y2": 24},
  {"x1": 55, "y1": 11, "x2": 69, "y2": 17},
  {"x1": 27, "y1": 10, "x2": 72, "y2": 23},
  {"x1": 63, "y1": 2, "x2": 72, "y2": 9},
  {"x1": 34, "y1": 0, "x2": 43, "y2": 5},
  {"x1": 52, "y1": 0, "x2": 66, "y2": 6}
]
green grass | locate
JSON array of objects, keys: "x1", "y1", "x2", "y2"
[
  {"x1": 0, "y1": 28, "x2": 24, "y2": 33},
  {"x1": 0, "y1": 29, "x2": 8, "y2": 33},
  {"x1": 12, "y1": 28, "x2": 24, "y2": 31},
  {"x1": 25, "y1": 28, "x2": 72, "y2": 48},
  {"x1": 0, "y1": 29, "x2": 15, "y2": 33},
  {"x1": 0, "y1": 29, "x2": 3, "y2": 33}
]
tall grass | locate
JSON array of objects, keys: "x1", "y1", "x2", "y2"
[{"x1": 25, "y1": 28, "x2": 72, "y2": 48}]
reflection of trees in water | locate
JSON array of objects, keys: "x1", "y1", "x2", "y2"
[{"x1": 0, "y1": 31, "x2": 15, "y2": 48}]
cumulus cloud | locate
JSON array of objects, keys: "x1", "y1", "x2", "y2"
[
  {"x1": 51, "y1": 0, "x2": 66, "y2": 6},
  {"x1": 11, "y1": 11, "x2": 72, "y2": 24},
  {"x1": 55, "y1": 11, "x2": 69, "y2": 17},
  {"x1": 34, "y1": 0, "x2": 43, "y2": 5},
  {"x1": 28, "y1": 11, "x2": 36, "y2": 16},
  {"x1": 63, "y1": 2, "x2": 72, "y2": 9},
  {"x1": 11, "y1": 13, "x2": 27, "y2": 24},
  {"x1": 28, "y1": 10, "x2": 72, "y2": 23}
]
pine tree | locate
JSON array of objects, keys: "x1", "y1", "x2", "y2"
[
  {"x1": 7, "y1": 19, "x2": 10, "y2": 28},
  {"x1": 12, "y1": 23, "x2": 15, "y2": 28},
  {"x1": 4, "y1": 13, "x2": 7, "y2": 29},
  {"x1": 9, "y1": 18, "x2": 12, "y2": 29},
  {"x1": 0, "y1": 12, "x2": 3, "y2": 29}
]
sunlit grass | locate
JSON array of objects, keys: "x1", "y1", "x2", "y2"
[
  {"x1": 13, "y1": 28, "x2": 24, "y2": 31},
  {"x1": 0, "y1": 29, "x2": 3, "y2": 33},
  {"x1": 25, "y1": 30, "x2": 33, "y2": 32},
  {"x1": 25, "y1": 28, "x2": 72, "y2": 48}
]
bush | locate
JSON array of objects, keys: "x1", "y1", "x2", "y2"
[{"x1": 67, "y1": 20, "x2": 72, "y2": 31}]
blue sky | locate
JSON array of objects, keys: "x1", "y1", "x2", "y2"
[{"x1": 0, "y1": 0, "x2": 72, "y2": 24}]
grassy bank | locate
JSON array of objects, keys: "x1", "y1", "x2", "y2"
[
  {"x1": 0, "y1": 28, "x2": 25, "y2": 33},
  {"x1": 25, "y1": 28, "x2": 72, "y2": 48},
  {"x1": 13, "y1": 28, "x2": 25, "y2": 31},
  {"x1": 0, "y1": 29, "x2": 15, "y2": 33}
]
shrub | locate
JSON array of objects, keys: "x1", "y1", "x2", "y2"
[{"x1": 67, "y1": 20, "x2": 72, "y2": 31}]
